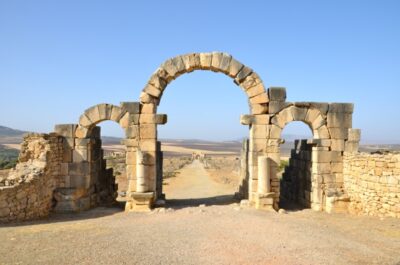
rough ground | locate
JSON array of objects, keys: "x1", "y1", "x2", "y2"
[{"x1": 0, "y1": 161, "x2": 399, "y2": 265}]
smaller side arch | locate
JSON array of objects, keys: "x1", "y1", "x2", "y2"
[
  {"x1": 270, "y1": 105, "x2": 331, "y2": 140},
  {"x1": 75, "y1": 103, "x2": 128, "y2": 138}
]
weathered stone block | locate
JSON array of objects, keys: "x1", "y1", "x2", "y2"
[
  {"x1": 84, "y1": 106, "x2": 101, "y2": 124},
  {"x1": 161, "y1": 59, "x2": 178, "y2": 79},
  {"x1": 314, "y1": 125, "x2": 330, "y2": 139},
  {"x1": 139, "y1": 139, "x2": 157, "y2": 151},
  {"x1": 121, "y1": 139, "x2": 138, "y2": 147},
  {"x1": 268, "y1": 125, "x2": 282, "y2": 139},
  {"x1": 125, "y1": 125, "x2": 139, "y2": 139},
  {"x1": 210, "y1": 52, "x2": 223, "y2": 72},
  {"x1": 240, "y1": 73, "x2": 263, "y2": 91},
  {"x1": 330, "y1": 139, "x2": 345, "y2": 151},
  {"x1": 78, "y1": 114, "x2": 92, "y2": 127},
  {"x1": 312, "y1": 162, "x2": 331, "y2": 174},
  {"x1": 328, "y1": 103, "x2": 354, "y2": 113},
  {"x1": 140, "y1": 103, "x2": 156, "y2": 114},
  {"x1": 219, "y1": 53, "x2": 232, "y2": 73},
  {"x1": 331, "y1": 162, "x2": 343, "y2": 173},
  {"x1": 307, "y1": 139, "x2": 331, "y2": 147},
  {"x1": 348, "y1": 129, "x2": 361, "y2": 142},
  {"x1": 291, "y1": 106, "x2": 308, "y2": 121},
  {"x1": 121, "y1": 102, "x2": 140, "y2": 114},
  {"x1": 119, "y1": 112, "x2": 130, "y2": 129},
  {"x1": 240, "y1": 114, "x2": 270, "y2": 125},
  {"x1": 249, "y1": 139, "x2": 267, "y2": 152},
  {"x1": 73, "y1": 149, "x2": 88, "y2": 163},
  {"x1": 327, "y1": 112, "x2": 352, "y2": 128},
  {"x1": 148, "y1": 74, "x2": 167, "y2": 91},
  {"x1": 268, "y1": 87, "x2": 286, "y2": 101},
  {"x1": 171, "y1": 56, "x2": 186, "y2": 74},
  {"x1": 250, "y1": 104, "x2": 268, "y2": 114},
  {"x1": 126, "y1": 151, "x2": 137, "y2": 166},
  {"x1": 54, "y1": 124, "x2": 78, "y2": 138},
  {"x1": 271, "y1": 107, "x2": 293, "y2": 128},
  {"x1": 328, "y1": 127, "x2": 348, "y2": 139},
  {"x1": 228, "y1": 58, "x2": 244, "y2": 78},
  {"x1": 246, "y1": 83, "x2": 265, "y2": 97},
  {"x1": 311, "y1": 115, "x2": 326, "y2": 130},
  {"x1": 143, "y1": 83, "x2": 162, "y2": 98},
  {"x1": 97, "y1": 103, "x2": 111, "y2": 121},
  {"x1": 75, "y1": 138, "x2": 92, "y2": 148},
  {"x1": 268, "y1": 101, "x2": 290, "y2": 114},
  {"x1": 140, "y1": 124, "x2": 157, "y2": 139},
  {"x1": 110, "y1": 106, "x2": 124, "y2": 122},
  {"x1": 129, "y1": 114, "x2": 140, "y2": 125},
  {"x1": 199, "y1": 52, "x2": 212, "y2": 70},
  {"x1": 310, "y1": 103, "x2": 329, "y2": 116},
  {"x1": 235, "y1": 66, "x2": 253, "y2": 83},
  {"x1": 139, "y1": 114, "x2": 167, "y2": 124},
  {"x1": 344, "y1": 141, "x2": 359, "y2": 153},
  {"x1": 250, "y1": 125, "x2": 269, "y2": 139},
  {"x1": 70, "y1": 175, "x2": 90, "y2": 189},
  {"x1": 249, "y1": 92, "x2": 269, "y2": 104},
  {"x1": 312, "y1": 151, "x2": 333, "y2": 163},
  {"x1": 68, "y1": 162, "x2": 90, "y2": 176}
]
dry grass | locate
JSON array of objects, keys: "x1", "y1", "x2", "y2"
[{"x1": 203, "y1": 155, "x2": 241, "y2": 188}]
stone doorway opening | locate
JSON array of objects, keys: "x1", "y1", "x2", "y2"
[
  {"x1": 279, "y1": 121, "x2": 314, "y2": 211},
  {"x1": 155, "y1": 71, "x2": 247, "y2": 208}
]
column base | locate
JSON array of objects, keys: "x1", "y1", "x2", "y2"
[
  {"x1": 125, "y1": 192, "x2": 154, "y2": 212},
  {"x1": 253, "y1": 192, "x2": 275, "y2": 211}
]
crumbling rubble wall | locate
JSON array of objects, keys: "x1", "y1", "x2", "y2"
[{"x1": 0, "y1": 133, "x2": 63, "y2": 222}]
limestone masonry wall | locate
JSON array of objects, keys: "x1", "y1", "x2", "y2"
[
  {"x1": 0, "y1": 133, "x2": 63, "y2": 222},
  {"x1": 343, "y1": 152, "x2": 400, "y2": 218}
]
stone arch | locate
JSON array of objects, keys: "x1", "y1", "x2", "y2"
[
  {"x1": 75, "y1": 103, "x2": 128, "y2": 138},
  {"x1": 139, "y1": 52, "x2": 269, "y2": 115},
  {"x1": 270, "y1": 105, "x2": 330, "y2": 140}
]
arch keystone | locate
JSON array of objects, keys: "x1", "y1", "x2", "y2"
[
  {"x1": 199, "y1": 52, "x2": 212, "y2": 70},
  {"x1": 291, "y1": 106, "x2": 308, "y2": 121}
]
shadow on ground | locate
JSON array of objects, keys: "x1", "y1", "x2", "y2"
[
  {"x1": 279, "y1": 199, "x2": 310, "y2": 212},
  {"x1": 0, "y1": 202, "x2": 125, "y2": 228},
  {"x1": 166, "y1": 194, "x2": 238, "y2": 209}
]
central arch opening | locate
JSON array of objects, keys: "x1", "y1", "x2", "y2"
[{"x1": 157, "y1": 71, "x2": 249, "y2": 208}]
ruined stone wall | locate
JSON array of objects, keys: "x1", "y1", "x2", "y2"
[
  {"x1": 0, "y1": 133, "x2": 63, "y2": 222},
  {"x1": 343, "y1": 152, "x2": 400, "y2": 218},
  {"x1": 280, "y1": 140, "x2": 312, "y2": 208}
]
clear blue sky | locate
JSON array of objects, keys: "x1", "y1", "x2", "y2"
[{"x1": 0, "y1": 1, "x2": 399, "y2": 143}]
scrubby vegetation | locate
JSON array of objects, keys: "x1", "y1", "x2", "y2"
[
  {"x1": 163, "y1": 156, "x2": 192, "y2": 179},
  {"x1": 203, "y1": 155, "x2": 240, "y2": 187},
  {"x1": 0, "y1": 145, "x2": 19, "y2": 170}
]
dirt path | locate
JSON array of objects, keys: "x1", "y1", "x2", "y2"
[{"x1": 163, "y1": 160, "x2": 236, "y2": 202}]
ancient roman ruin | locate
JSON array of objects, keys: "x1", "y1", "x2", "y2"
[{"x1": 1, "y1": 52, "x2": 399, "y2": 222}]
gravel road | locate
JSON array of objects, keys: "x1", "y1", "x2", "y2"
[{"x1": 0, "y1": 161, "x2": 399, "y2": 265}]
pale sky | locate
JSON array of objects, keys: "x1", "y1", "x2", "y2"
[{"x1": 0, "y1": 1, "x2": 399, "y2": 143}]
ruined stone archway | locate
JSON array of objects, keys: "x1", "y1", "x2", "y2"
[{"x1": 125, "y1": 52, "x2": 269, "y2": 211}]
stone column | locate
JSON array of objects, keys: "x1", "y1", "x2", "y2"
[
  {"x1": 257, "y1": 156, "x2": 270, "y2": 194},
  {"x1": 255, "y1": 155, "x2": 275, "y2": 211},
  {"x1": 136, "y1": 150, "x2": 147, "y2": 192}
]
